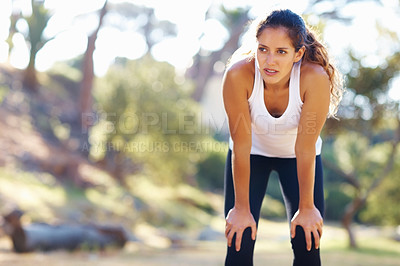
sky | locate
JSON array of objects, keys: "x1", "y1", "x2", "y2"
[{"x1": 0, "y1": 0, "x2": 399, "y2": 99}]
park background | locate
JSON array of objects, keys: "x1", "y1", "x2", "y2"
[{"x1": 0, "y1": 0, "x2": 400, "y2": 265}]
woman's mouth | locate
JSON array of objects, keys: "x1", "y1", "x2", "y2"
[{"x1": 264, "y1": 68, "x2": 278, "y2": 76}]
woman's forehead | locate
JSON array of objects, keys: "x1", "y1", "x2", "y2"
[{"x1": 257, "y1": 27, "x2": 294, "y2": 48}]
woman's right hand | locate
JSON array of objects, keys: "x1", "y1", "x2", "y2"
[{"x1": 225, "y1": 207, "x2": 257, "y2": 252}]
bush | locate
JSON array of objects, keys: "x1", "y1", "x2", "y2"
[
  {"x1": 196, "y1": 149, "x2": 227, "y2": 191},
  {"x1": 325, "y1": 187, "x2": 352, "y2": 221}
]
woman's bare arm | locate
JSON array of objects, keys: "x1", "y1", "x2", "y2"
[
  {"x1": 222, "y1": 60, "x2": 256, "y2": 252},
  {"x1": 291, "y1": 63, "x2": 330, "y2": 251}
]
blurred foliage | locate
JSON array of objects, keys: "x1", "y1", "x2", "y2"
[
  {"x1": 25, "y1": 0, "x2": 51, "y2": 52},
  {"x1": 107, "y1": 2, "x2": 177, "y2": 51},
  {"x1": 322, "y1": 48, "x2": 400, "y2": 229},
  {"x1": 196, "y1": 149, "x2": 226, "y2": 191},
  {"x1": 0, "y1": 85, "x2": 10, "y2": 104},
  {"x1": 324, "y1": 187, "x2": 352, "y2": 221},
  {"x1": 91, "y1": 55, "x2": 208, "y2": 184},
  {"x1": 260, "y1": 194, "x2": 286, "y2": 220},
  {"x1": 359, "y1": 153, "x2": 400, "y2": 225},
  {"x1": 0, "y1": 165, "x2": 223, "y2": 232},
  {"x1": 126, "y1": 175, "x2": 222, "y2": 229}
]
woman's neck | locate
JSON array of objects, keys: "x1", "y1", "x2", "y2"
[{"x1": 264, "y1": 78, "x2": 290, "y2": 92}]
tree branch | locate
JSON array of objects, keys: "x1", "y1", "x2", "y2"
[{"x1": 322, "y1": 158, "x2": 360, "y2": 188}]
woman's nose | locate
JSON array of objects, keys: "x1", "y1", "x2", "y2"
[{"x1": 266, "y1": 54, "x2": 276, "y2": 65}]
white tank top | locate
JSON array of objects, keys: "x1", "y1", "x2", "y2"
[{"x1": 229, "y1": 58, "x2": 322, "y2": 158}]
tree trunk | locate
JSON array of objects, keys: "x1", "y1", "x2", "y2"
[
  {"x1": 187, "y1": 14, "x2": 249, "y2": 102},
  {"x1": 23, "y1": 45, "x2": 38, "y2": 91},
  {"x1": 23, "y1": 0, "x2": 51, "y2": 91},
  {"x1": 23, "y1": 60, "x2": 38, "y2": 91},
  {"x1": 79, "y1": 1, "x2": 108, "y2": 156},
  {"x1": 341, "y1": 195, "x2": 366, "y2": 248}
]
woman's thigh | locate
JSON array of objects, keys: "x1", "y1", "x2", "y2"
[
  {"x1": 224, "y1": 151, "x2": 273, "y2": 223},
  {"x1": 275, "y1": 155, "x2": 324, "y2": 220}
]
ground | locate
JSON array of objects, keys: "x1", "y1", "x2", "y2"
[{"x1": 1, "y1": 220, "x2": 399, "y2": 266}]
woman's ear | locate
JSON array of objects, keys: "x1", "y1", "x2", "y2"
[{"x1": 294, "y1": 46, "x2": 305, "y2": 62}]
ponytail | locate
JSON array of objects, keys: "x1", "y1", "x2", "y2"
[{"x1": 304, "y1": 28, "x2": 344, "y2": 118}]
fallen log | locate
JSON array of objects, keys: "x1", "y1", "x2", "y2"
[{"x1": 2, "y1": 209, "x2": 127, "y2": 253}]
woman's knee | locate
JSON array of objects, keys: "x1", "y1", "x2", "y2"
[
  {"x1": 225, "y1": 227, "x2": 256, "y2": 266},
  {"x1": 290, "y1": 225, "x2": 321, "y2": 266}
]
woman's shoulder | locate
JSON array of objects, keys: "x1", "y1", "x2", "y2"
[
  {"x1": 299, "y1": 61, "x2": 330, "y2": 97},
  {"x1": 300, "y1": 61, "x2": 329, "y2": 82},
  {"x1": 223, "y1": 57, "x2": 255, "y2": 98},
  {"x1": 225, "y1": 56, "x2": 255, "y2": 81}
]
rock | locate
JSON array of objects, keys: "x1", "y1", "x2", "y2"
[
  {"x1": 197, "y1": 226, "x2": 224, "y2": 241},
  {"x1": 393, "y1": 225, "x2": 400, "y2": 242}
]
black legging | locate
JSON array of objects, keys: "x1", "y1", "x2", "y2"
[{"x1": 224, "y1": 150, "x2": 324, "y2": 266}]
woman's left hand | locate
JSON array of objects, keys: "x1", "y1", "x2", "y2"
[{"x1": 290, "y1": 206, "x2": 323, "y2": 251}]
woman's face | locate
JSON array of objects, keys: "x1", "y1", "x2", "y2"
[{"x1": 256, "y1": 26, "x2": 304, "y2": 87}]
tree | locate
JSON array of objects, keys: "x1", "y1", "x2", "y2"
[
  {"x1": 78, "y1": 1, "x2": 177, "y2": 156},
  {"x1": 6, "y1": 11, "x2": 21, "y2": 64},
  {"x1": 23, "y1": 0, "x2": 52, "y2": 91},
  {"x1": 186, "y1": 6, "x2": 251, "y2": 102},
  {"x1": 360, "y1": 153, "x2": 400, "y2": 225},
  {"x1": 79, "y1": 0, "x2": 108, "y2": 156},
  {"x1": 91, "y1": 55, "x2": 206, "y2": 184},
  {"x1": 323, "y1": 51, "x2": 400, "y2": 248},
  {"x1": 107, "y1": 2, "x2": 177, "y2": 53}
]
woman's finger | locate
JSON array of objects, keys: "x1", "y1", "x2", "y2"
[
  {"x1": 225, "y1": 224, "x2": 231, "y2": 238},
  {"x1": 305, "y1": 229, "x2": 312, "y2": 251},
  {"x1": 317, "y1": 225, "x2": 323, "y2": 238},
  {"x1": 227, "y1": 227, "x2": 236, "y2": 247},
  {"x1": 251, "y1": 223, "x2": 257, "y2": 240},
  {"x1": 235, "y1": 229, "x2": 244, "y2": 252},
  {"x1": 290, "y1": 221, "x2": 297, "y2": 239},
  {"x1": 313, "y1": 229, "x2": 320, "y2": 250}
]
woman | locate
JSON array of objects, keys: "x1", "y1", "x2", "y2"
[{"x1": 223, "y1": 9, "x2": 343, "y2": 266}]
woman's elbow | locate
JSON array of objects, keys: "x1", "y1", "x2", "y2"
[
  {"x1": 295, "y1": 142, "x2": 316, "y2": 158},
  {"x1": 231, "y1": 139, "x2": 252, "y2": 155}
]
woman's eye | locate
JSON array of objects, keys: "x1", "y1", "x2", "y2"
[
  {"x1": 278, "y1": 50, "x2": 287, "y2": 54},
  {"x1": 258, "y1": 47, "x2": 266, "y2": 52}
]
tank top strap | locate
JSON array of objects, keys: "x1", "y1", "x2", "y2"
[
  {"x1": 248, "y1": 58, "x2": 263, "y2": 103},
  {"x1": 289, "y1": 60, "x2": 303, "y2": 104}
]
